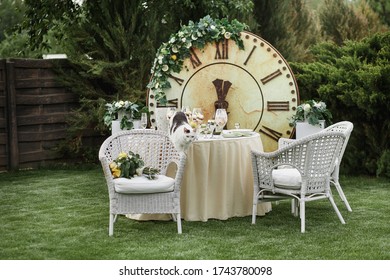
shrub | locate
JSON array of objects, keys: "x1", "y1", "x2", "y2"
[{"x1": 291, "y1": 31, "x2": 390, "y2": 177}]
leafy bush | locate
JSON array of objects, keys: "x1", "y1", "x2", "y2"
[{"x1": 291, "y1": 31, "x2": 390, "y2": 177}]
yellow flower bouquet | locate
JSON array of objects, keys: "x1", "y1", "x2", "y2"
[{"x1": 109, "y1": 151, "x2": 159, "y2": 180}]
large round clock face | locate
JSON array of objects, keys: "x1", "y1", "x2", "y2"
[{"x1": 147, "y1": 31, "x2": 299, "y2": 152}]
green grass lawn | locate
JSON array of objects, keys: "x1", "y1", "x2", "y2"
[{"x1": 0, "y1": 166, "x2": 389, "y2": 260}]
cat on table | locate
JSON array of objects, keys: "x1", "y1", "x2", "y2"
[{"x1": 168, "y1": 111, "x2": 196, "y2": 153}]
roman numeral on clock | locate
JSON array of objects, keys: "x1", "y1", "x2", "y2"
[
  {"x1": 168, "y1": 74, "x2": 184, "y2": 86},
  {"x1": 243, "y1": 46, "x2": 257, "y2": 66},
  {"x1": 189, "y1": 48, "x2": 202, "y2": 69},
  {"x1": 267, "y1": 101, "x2": 289, "y2": 111},
  {"x1": 260, "y1": 69, "x2": 282, "y2": 85},
  {"x1": 167, "y1": 98, "x2": 178, "y2": 108},
  {"x1": 259, "y1": 125, "x2": 283, "y2": 142},
  {"x1": 215, "y1": 39, "x2": 229, "y2": 59},
  {"x1": 156, "y1": 98, "x2": 178, "y2": 108}
]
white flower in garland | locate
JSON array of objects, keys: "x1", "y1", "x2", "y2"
[{"x1": 171, "y1": 45, "x2": 179, "y2": 53}]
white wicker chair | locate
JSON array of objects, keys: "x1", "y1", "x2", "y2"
[
  {"x1": 323, "y1": 121, "x2": 354, "y2": 211},
  {"x1": 99, "y1": 129, "x2": 187, "y2": 236},
  {"x1": 251, "y1": 130, "x2": 347, "y2": 233},
  {"x1": 279, "y1": 121, "x2": 354, "y2": 212}
]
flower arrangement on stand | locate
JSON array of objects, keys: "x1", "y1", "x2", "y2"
[
  {"x1": 290, "y1": 100, "x2": 333, "y2": 139},
  {"x1": 147, "y1": 15, "x2": 248, "y2": 105},
  {"x1": 289, "y1": 100, "x2": 333, "y2": 127},
  {"x1": 109, "y1": 151, "x2": 159, "y2": 180},
  {"x1": 103, "y1": 100, "x2": 139, "y2": 130}
]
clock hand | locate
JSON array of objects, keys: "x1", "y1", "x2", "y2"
[
  {"x1": 212, "y1": 78, "x2": 232, "y2": 111},
  {"x1": 212, "y1": 79, "x2": 223, "y2": 99}
]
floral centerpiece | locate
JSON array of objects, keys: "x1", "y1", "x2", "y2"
[
  {"x1": 147, "y1": 15, "x2": 248, "y2": 105},
  {"x1": 109, "y1": 151, "x2": 159, "y2": 180},
  {"x1": 289, "y1": 100, "x2": 333, "y2": 127},
  {"x1": 103, "y1": 100, "x2": 139, "y2": 130}
]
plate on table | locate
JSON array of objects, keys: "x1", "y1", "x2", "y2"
[
  {"x1": 221, "y1": 130, "x2": 254, "y2": 138},
  {"x1": 230, "y1": 129, "x2": 252, "y2": 132}
]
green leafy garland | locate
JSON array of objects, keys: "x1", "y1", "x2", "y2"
[{"x1": 147, "y1": 15, "x2": 248, "y2": 105}]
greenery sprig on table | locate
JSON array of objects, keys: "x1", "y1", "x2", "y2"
[
  {"x1": 147, "y1": 15, "x2": 248, "y2": 105},
  {"x1": 109, "y1": 151, "x2": 159, "y2": 180},
  {"x1": 289, "y1": 100, "x2": 333, "y2": 126}
]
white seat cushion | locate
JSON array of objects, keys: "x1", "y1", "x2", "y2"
[
  {"x1": 272, "y1": 168, "x2": 302, "y2": 189},
  {"x1": 114, "y1": 175, "x2": 175, "y2": 194}
]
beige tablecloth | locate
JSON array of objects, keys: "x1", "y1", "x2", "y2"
[
  {"x1": 180, "y1": 133, "x2": 271, "y2": 221},
  {"x1": 129, "y1": 132, "x2": 271, "y2": 221}
]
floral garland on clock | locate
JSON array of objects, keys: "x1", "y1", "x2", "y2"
[{"x1": 147, "y1": 15, "x2": 248, "y2": 105}]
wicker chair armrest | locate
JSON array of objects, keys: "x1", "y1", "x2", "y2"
[
  {"x1": 172, "y1": 153, "x2": 187, "y2": 191},
  {"x1": 99, "y1": 155, "x2": 116, "y2": 196},
  {"x1": 251, "y1": 150, "x2": 304, "y2": 175},
  {"x1": 251, "y1": 144, "x2": 304, "y2": 166},
  {"x1": 278, "y1": 137, "x2": 296, "y2": 149},
  {"x1": 251, "y1": 135, "x2": 315, "y2": 190}
]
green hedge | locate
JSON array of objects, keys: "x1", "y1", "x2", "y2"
[{"x1": 291, "y1": 31, "x2": 390, "y2": 177}]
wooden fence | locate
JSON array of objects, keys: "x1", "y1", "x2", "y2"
[{"x1": 0, "y1": 58, "x2": 102, "y2": 171}]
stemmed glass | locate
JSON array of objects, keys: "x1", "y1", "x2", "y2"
[
  {"x1": 166, "y1": 107, "x2": 176, "y2": 121},
  {"x1": 215, "y1": 108, "x2": 228, "y2": 134},
  {"x1": 207, "y1": 119, "x2": 216, "y2": 138},
  {"x1": 192, "y1": 108, "x2": 204, "y2": 126},
  {"x1": 181, "y1": 106, "x2": 192, "y2": 120},
  {"x1": 140, "y1": 112, "x2": 148, "y2": 129}
]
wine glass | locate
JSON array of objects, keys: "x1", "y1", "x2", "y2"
[
  {"x1": 181, "y1": 105, "x2": 192, "y2": 120},
  {"x1": 166, "y1": 107, "x2": 176, "y2": 121},
  {"x1": 199, "y1": 123, "x2": 207, "y2": 138},
  {"x1": 192, "y1": 108, "x2": 204, "y2": 125},
  {"x1": 215, "y1": 108, "x2": 228, "y2": 134},
  {"x1": 140, "y1": 112, "x2": 148, "y2": 129},
  {"x1": 207, "y1": 119, "x2": 216, "y2": 138}
]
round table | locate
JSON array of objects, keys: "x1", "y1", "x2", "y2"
[
  {"x1": 180, "y1": 132, "x2": 271, "y2": 221},
  {"x1": 129, "y1": 131, "x2": 271, "y2": 221}
]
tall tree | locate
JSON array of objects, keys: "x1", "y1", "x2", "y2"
[
  {"x1": 0, "y1": 0, "x2": 25, "y2": 42},
  {"x1": 20, "y1": 0, "x2": 80, "y2": 51},
  {"x1": 366, "y1": 0, "x2": 390, "y2": 26},
  {"x1": 252, "y1": 0, "x2": 319, "y2": 61},
  {"x1": 319, "y1": 0, "x2": 387, "y2": 45},
  {"x1": 19, "y1": 0, "x2": 254, "y2": 158}
]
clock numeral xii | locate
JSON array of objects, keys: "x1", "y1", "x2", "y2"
[{"x1": 215, "y1": 39, "x2": 229, "y2": 60}]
